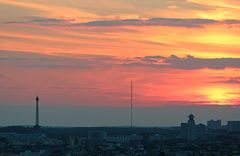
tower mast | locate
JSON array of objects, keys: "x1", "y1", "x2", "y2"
[
  {"x1": 35, "y1": 96, "x2": 40, "y2": 129},
  {"x1": 131, "y1": 80, "x2": 133, "y2": 128}
]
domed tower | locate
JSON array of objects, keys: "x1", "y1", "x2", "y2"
[{"x1": 188, "y1": 114, "x2": 195, "y2": 124}]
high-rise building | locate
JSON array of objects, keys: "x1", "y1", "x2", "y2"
[
  {"x1": 207, "y1": 120, "x2": 221, "y2": 130},
  {"x1": 227, "y1": 121, "x2": 240, "y2": 131}
]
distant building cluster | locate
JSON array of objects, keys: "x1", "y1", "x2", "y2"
[
  {"x1": 0, "y1": 133, "x2": 62, "y2": 146},
  {"x1": 180, "y1": 113, "x2": 240, "y2": 142}
]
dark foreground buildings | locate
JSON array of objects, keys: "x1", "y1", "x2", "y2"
[{"x1": 0, "y1": 113, "x2": 240, "y2": 156}]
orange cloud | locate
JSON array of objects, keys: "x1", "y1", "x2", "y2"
[
  {"x1": 0, "y1": 0, "x2": 100, "y2": 22},
  {"x1": 188, "y1": 0, "x2": 240, "y2": 19}
]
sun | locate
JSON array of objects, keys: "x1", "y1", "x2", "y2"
[{"x1": 201, "y1": 87, "x2": 239, "y2": 105}]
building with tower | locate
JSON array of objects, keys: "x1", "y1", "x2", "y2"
[
  {"x1": 181, "y1": 114, "x2": 196, "y2": 141},
  {"x1": 181, "y1": 113, "x2": 206, "y2": 141},
  {"x1": 187, "y1": 114, "x2": 196, "y2": 140}
]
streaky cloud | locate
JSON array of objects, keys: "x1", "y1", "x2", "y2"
[
  {"x1": 0, "y1": 50, "x2": 117, "y2": 69},
  {"x1": 211, "y1": 77, "x2": 240, "y2": 84},
  {"x1": 80, "y1": 18, "x2": 217, "y2": 27},
  {"x1": 4, "y1": 16, "x2": 74, "y2": 26},
  {"x1": 2, "y1": 50, "x2": 240, "y2": 70},
  {"x1": 124, "y1": 55, "x2": 240, "y2": 70},
  {"x1": 5, "y1": 16, "x2": 240, "y2": 28}
]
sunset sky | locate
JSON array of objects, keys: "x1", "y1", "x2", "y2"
[{"x1": 1, "y1": 0, "x2": 240, "y2": 126}]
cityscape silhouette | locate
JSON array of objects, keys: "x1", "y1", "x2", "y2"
[{"x1": 1, "y1": 0, "x2": 240, "y2": 155}]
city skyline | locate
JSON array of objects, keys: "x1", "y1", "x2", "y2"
[
  {"x1": 1, "y1": 0, "x2": 240, "y2": 126},
  {"x1": 0, "y1": 95, "x2": 239, "y2": 127}
]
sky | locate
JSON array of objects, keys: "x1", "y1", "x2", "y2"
[{"x1": 1, "y1": 0, "x2": 240, "y2": 126}]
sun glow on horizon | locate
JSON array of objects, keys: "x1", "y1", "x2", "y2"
[{"x1": 201, "y1": 86, "x2": 239, "y2": 105}]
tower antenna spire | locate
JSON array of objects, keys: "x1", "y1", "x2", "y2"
[
  {"x1": 131, "y1": 80, "x2": 133, "y2": 128},
  {"x1": 34, "y1": 96, "x2": 40, "y2": 129}
]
